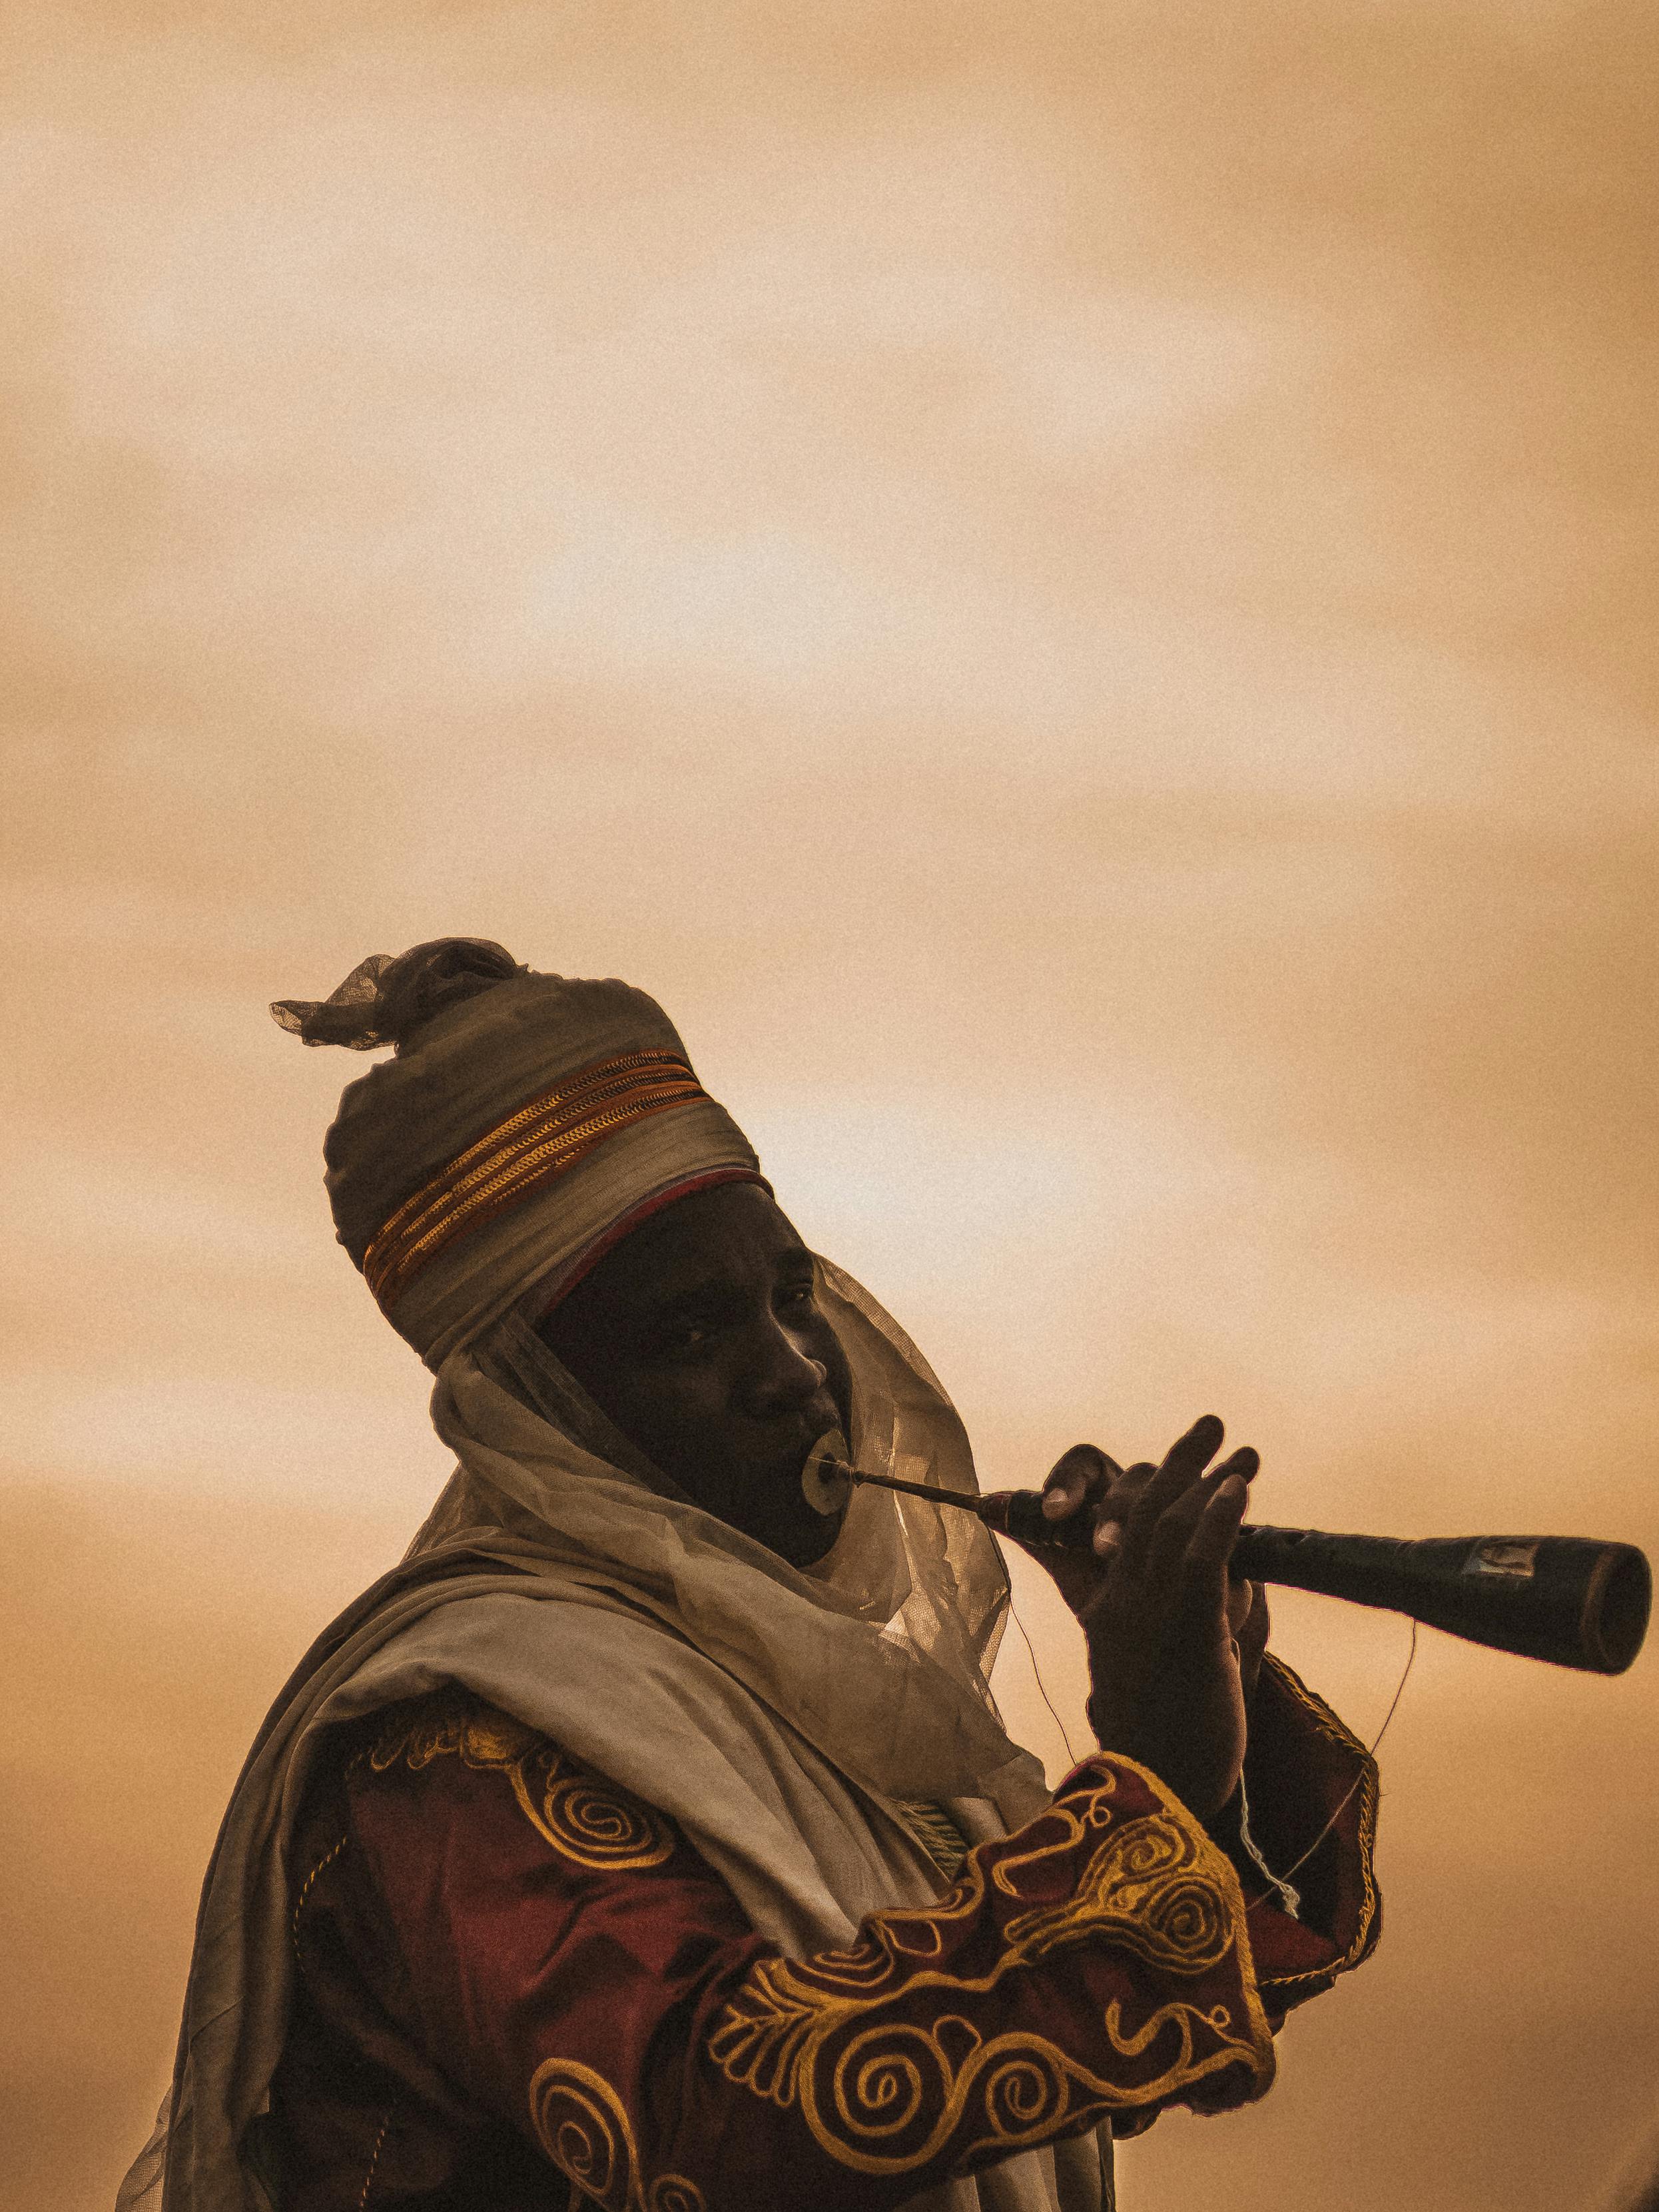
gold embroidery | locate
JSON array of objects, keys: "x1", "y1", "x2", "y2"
[
  {"x1": 1002, "y1": 1810, "x2": 1234, "y2": 1973},
  {"x1": 1249, "y1": 1655, "x2": 1381, "y2": 1989},
  {"x1": 291, "y1": 1833, "x2": 348, "y2": 1960},
  {"x1": 709, "y1": 1767, "x2": 1274, "y2": 2176},
  {"x1": 894, "y1": 1800, "x2": 970, "y2": 1882},
  {"x1": 370, "y1": 1695, "x2": 536, "y2": 1774},
  {"x1": 528, "y1": 2056, "x2": 706, "y2": 2212},
  {"x1": 368, "y1": 1694, "x2": 674, "y2": 1874},
  {"x1": 357, "y1": 2107, "x2": 392, "y2": 2212},
  {"x1": 362, "y1": 1050, "x2": 709, "y2": 1309}
]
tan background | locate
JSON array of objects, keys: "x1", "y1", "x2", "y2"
[{"x1": 3, "y1": 3, "x2": 1656, "y2": 2207}]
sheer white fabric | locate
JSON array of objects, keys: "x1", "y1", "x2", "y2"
[
  {"x1": 117, "y1": 1258, "x2": 1116, "y2": 2212},
  {"x1": 410, "y1": 1258, "x2": 1043, "y2": 1818}
]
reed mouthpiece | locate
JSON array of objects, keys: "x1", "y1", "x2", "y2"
[{"x1": 801, "y1": 1431, "x2": 855, "y2": 1516}]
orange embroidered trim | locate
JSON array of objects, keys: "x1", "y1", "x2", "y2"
[{"x1": 362, "y1": 1049, "x2": 708, "y2": 1309}]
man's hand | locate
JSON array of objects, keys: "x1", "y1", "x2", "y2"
[{"x1": 1008, "y1": 1415, "x2": 1268, "y2": 1820}]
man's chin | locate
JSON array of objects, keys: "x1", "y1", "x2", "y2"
[{"x1": 764, "y1": 1499, "x2": 847, "y2": 1570}]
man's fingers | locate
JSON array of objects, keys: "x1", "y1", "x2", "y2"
[
  {"x1": 1079, "y1": 1421, "x2": 1259, "y2": 1594},
  {"x1": 1120, "y1": 1414, "x2": 1225, "y2": 1573},
  {"x1": 1211, "y1": 1444, "x2": 1259, "y2": 1486},
  {"x1": 1185, "y1": 1451, "x2": 1256, "y2": 1610},
  {"x1": 1141, "y1": 1443, "x2": 1247, "y2": 1586},
  {"x1": 1134, "y1": 1466, "x2": 1249, "y2": 1629},
  {"x1": 1141, "y1": 1475, "x2": 1213, "y2": 1587},
  {"x1": 1179, "y1": 1472, "x2": 1251, "y2": 1597},
  {"x1": 1231, "y1": 1579, "x2": 1271, "y2": 1694},
  {"x1": 1040, "y1": 1443, "x2": 1119, "y2": 1523},
  {"x1": 1091, "y1": 1458, "x2": 1156, "y2": 1552}
]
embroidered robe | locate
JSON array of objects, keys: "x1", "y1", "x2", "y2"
[{"x1": 271, "y1": 1654, "x2": 1377, "y2": 2212}]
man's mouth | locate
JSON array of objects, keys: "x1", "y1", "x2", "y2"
[
  {"x1": 769, "y1": 1402, "x2": 843, "y2": 1469},
  {"x1": 742, "y1": 1421, "x2": 849, "y2": 1513},
  {"x1": 798, "y1": 1427, "x2": 852, "y2": 1517}
]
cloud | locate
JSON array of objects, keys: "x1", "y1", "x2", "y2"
[
  {"x1": 0, "y1": 1371, "x2": 449, "y2": 1509},
  {"x1": 4, "y1": 3, "x2": 1656, "y2": 2209}
]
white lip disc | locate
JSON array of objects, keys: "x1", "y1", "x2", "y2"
[{"x1": 801, "y1": 1429, "x2": 854, "y2": 1516}]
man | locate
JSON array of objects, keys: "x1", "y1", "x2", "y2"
[{"x1": 119, "y1": 938, "x2": 1377, "y2": 2212}]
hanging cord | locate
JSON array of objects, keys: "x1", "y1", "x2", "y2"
[
  {"x1": 1008, "y1": 1595, "x2": 1082, "y2": 1768},
  {"x1": 1243, "y1": 1618, "x2": 1418, "y2": 1914},
  {"x1": 1006, "y1": 1593, "x2": 1419, "y2": 1885}
]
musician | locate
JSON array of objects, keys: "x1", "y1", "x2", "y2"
[{"x1": 119, "y1": 938, "x2": 1379, "y2": 2212}]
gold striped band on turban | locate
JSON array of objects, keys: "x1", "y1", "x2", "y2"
[{"x1": 362, "y1": 1048, "x2": 711, "y2": 1313}]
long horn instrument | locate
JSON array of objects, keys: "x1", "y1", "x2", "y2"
[{"x1": 817, "y1": 1457, "x2": 1650, "y2": 1676}]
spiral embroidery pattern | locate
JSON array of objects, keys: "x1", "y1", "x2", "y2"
[
  {"x1": 370, "y1": 1696, "x2": 534, "y2": 1776},
  {"x1": 512, "y1": 1754, "x2": 674, "y2": 1873},
  {"x1": 1000, "y1": 1808, "x2": 1234, "y2": 1972},
  {"x1": 709, "y1": 1782, "x2": 1274, "y2": 2176},
  {"x1": 370, "y1": 1693, "x2": 673, "y2": 1874},
  {"x1": 528, "y1": 2058, "x2": 705, "y2": 2212}
]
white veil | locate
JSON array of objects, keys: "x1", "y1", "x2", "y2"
[{"x1": 410, "y1": 1253, "x2": 1047, "y2": 1822}]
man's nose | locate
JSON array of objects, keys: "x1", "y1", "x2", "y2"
[{"x1": 741, "y1": 1317, "x2": 829, "y2": 1416}]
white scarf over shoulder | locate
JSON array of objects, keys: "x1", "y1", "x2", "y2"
[{"x1": 118, "y1": 1262, "x2": 1115, "y2": 2212}]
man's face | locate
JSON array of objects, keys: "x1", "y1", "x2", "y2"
[{"x1": 535, "y1": 1181, "x2": 853, "y2": 1567}]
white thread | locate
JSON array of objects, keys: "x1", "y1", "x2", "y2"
[
  {"x1": 1245, "y1": 1619, "x2": 1417, "y2": 1912},
  {"x1": 1008, "y1": 1597, "x2": 1082, "y2": 1768}
]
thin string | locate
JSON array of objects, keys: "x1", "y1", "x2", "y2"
[
  {"x1": 1008, "y1": 1596, "x2": 1082, "y2": 1768},
  {"x1": 1244, "y1": 1619, "x2": 1417, "y2": 1912}
]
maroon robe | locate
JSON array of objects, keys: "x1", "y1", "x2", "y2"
[{"x1": 272, "y1": 1655, "x2": 1377, "y2": 2211}]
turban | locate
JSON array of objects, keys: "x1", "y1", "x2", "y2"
[{"x1": 272, "y1": 938, "x2": 765, "y2": 1367}]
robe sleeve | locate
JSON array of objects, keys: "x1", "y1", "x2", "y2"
[
  {"x1": 1222, "y1": 1651, "x2": 1382, "y2": 2011},
  {"x1": 293, "y1": 1671, "x2": 1376, "y2": 2212}
]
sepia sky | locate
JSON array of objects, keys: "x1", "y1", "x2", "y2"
[{"x1": 3, "y1": 3, "x2": 1656, "y2": 2208}]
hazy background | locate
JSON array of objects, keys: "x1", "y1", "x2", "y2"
[{"x1": 3, "y1": 2, "x2": 1656, "y2": 2207}]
